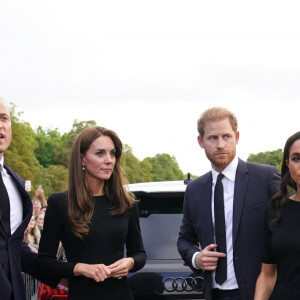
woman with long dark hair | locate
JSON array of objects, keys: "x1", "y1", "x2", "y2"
[
  {"x1": 37, "y1": 126, "x2": 146, "y2": 300},
  {"x1": 254, "y1": 131, "x2": 300, "y2": 299}
]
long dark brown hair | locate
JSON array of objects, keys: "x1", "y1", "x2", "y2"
[
  {"x1": 271, "y1": 131, "x2": 300, "y2": 222},
  {"x1": 67, "y1": 126, "x2": 135, "y2": 240}
]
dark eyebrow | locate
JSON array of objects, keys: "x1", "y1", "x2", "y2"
[
  {"x1": 95, "y1": 148, "x2": 116, "y2": 151},
  {"x1": 290, "y1": 152, "x2": 300, "y2": 157}
]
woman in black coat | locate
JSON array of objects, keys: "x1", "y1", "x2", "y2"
[{"x1": 37, "y1": 126, "x2": 146, "y2": 300}]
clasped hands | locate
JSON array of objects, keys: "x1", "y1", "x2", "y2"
[
  {"x1": 73, "y1": 257, "x2": 135, "y2": 282},
  {"x1": 195, "y1": 244, "x2": 226, "y2": 271}
]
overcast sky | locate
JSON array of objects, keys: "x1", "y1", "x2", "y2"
[{"x1": 1, "y1": 1, "x2": 300, "y2": 176}]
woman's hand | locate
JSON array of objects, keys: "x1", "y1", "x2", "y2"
[
  {"x1": 108, "y1": 258, "x2": 135, "y2": 279},
  {"x1": 24, "y1": 227, "x2": 30, "y2": 236},
  {"x1": 73, "y1": 263, "x2": 111, "y2": 282}
]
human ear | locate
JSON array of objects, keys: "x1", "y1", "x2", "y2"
[
  {"x1": 81, "y1": 154, "x2": 85, "y2": 165},
  {"x1": 235, "y1": 131, "x2": 240, "y2": 144},
  {"x1": 197, "y1": 135, "x2": 204, "y2": 148}
]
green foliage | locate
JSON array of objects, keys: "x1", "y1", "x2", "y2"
[
  {"x1": 143, "y1": 153, "x2": 185, "y2": 182},
  {"x1": 5, "y1": 104, "x2": 39, "y2": 185},
  {"x1": 121, "y1": 145, "x2": 152, "y2": 183},
  {"x1": 5, "y1": 104, "x2": 190, "y2": 196},
  {"x1": 121, "y1": 150, "x2": 185, "y2": 183},
  {"x1": 184, "y1": 172, "x2": 198, "y2": 180},
  {"x1": 5, "y1": 104, "x2": 68, "y2": 198},
  {"x1": 53, "y1": 134, "x2": 69, "y2": 167},
  {"x1": 53, "y1": 120, "x2": 96, "y2": 167},
  {"x1": 35, "y1": 165, "x2": 68, "y2": 197},
  {"x1": 34, "y1": 126, "x2": 62, "y2": 167},
  {"x1": 247, "y1": 148, "x2": 282, "y2": 169}
]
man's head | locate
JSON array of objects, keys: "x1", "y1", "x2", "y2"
[
  {"x1": 197, "y1": 107, "x2": 239, "y2": 172},
  {"x1": 0, "y1": 98, "x2": 12, "y2": 159}
]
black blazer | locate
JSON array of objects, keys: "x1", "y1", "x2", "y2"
[
  {"x1": 177, "y1": 159, "x2": 281, "y2": 300},
  {"x1": 0, "y1": 165, "x2": 56, "y2": 300}
]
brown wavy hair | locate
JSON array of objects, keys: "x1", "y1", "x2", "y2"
[
  {"x1": 271, "y1": 131, "x2": 300, "y2": 223},
  {"x1": 67, "y1": 126, "x2": 135, "y2": 240}
]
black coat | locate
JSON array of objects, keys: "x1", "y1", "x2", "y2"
[
  {"x1": 37, "y1": 192, "x2": 147, "y2": 300},
  {"x1": 0, "y1": 165, "x2": 38, "y2": 300}
]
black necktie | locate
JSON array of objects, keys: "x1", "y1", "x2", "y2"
[
  {"x1": 214, "y1": 173, "x2": 227, "y2": 285},
  {"x1": 0, "y1": 170, "x2": 11, "y2": 236}
]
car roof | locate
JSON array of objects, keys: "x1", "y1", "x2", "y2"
[{"x1": 126, "y1": 180, "x2": 187, "y2": 193}]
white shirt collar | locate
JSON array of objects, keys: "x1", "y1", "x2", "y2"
[
  {"x1": 0, "y1": 155, "x2": 24, "y2": 234},
  {"x1": 211, "y1": 156, "x2": 239, "y2": 183}
]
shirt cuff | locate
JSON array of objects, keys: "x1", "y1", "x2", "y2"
[{"x1": 192, "y1": 251, "x2": 201, "y2": 269}]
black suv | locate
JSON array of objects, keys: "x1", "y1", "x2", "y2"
[{"x1": 127, "y1": 180, "x2": 204, "y2": 300}]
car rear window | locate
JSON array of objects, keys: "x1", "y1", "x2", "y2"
[{"x1": 134, "y1": 192, "x2": 184, "y2": 260}]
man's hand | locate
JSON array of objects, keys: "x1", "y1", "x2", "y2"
[{"x1": 195, "y1": 244, "x2": 226, "y2": 271}]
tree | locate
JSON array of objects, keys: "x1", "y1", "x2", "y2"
[
  {"x1": 5, "y1": 104, "x2": 39, "y2": 189},
  {"x1": 143, "y1": 153, "x2": 184, "y2": 181},
  {"x1": 247, "y1": 148, "x2": 282, "y2": 169},
  {"x1": 34, "y1": 126, "x2": 62, "y2": 167},
  {"x1": 35, "y1": 165, "x2": 68, "y2": 197},
  {"x1": 4, "y1": 104, "x2": 189, "y2": 195},
  {"x1": 121, "y1": 145, "x2": 152, "y2": 183},
  {"x1": 54, "y1": 119, "x2": 97, "y2": 167}
]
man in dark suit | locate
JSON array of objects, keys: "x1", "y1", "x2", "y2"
[
  {"x1": 0, "y1": 97, "x2": 55, "y2": 300},
  {"x1": 177, "y1": 107, "x2": 280, "y2": 300}
]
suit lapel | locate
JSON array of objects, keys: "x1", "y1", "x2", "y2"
[
  {"x1": 199, "y1": 172, "x2": 214, "y2": 246},
  {"x1": 3, "y1": 165, "x2": 32, "y2": 238},
  {"x1": 232, "y1": 159, "x2": 249, "y2": 247},
  {"x1": 0, "y1": 166, "x2": 10, "y2": 238},
  {"x1": 0, "y1": 214, "x2": 7, "y2": 238}
]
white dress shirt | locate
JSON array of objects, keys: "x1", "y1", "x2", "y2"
[
  {"x1": 0, "y1": 157, "x2": 23, "y2": 234},
  {"x1": 192, "y1": 156, "x2": 239, "y2": 290}
]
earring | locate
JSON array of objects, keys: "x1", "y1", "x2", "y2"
[{"x1": 82, "y1": 165, "x2": 85, "y2": 171}]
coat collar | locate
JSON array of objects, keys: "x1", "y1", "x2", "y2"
[{"x1": 0, "y1": 165, "x2": 32, "y2": 240}]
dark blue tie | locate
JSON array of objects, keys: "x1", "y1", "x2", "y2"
[
  {"x1": 0, "y1": 171, "x2": 11, "y2": 236},
  {"x1": 214, "y1": 173, "x2": 227, "y2": 285}
]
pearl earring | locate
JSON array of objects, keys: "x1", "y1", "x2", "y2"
[{"x1": 82, "y1": 165, "x2": 85, "y2": 171}]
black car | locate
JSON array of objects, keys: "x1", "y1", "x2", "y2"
[{"x1": 127, "y1": 180, "x2": 204, "y2": 300}]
